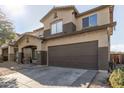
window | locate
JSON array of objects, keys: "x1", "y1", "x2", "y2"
[
  {"x1": 83, "y1": 17, "x2": 89, "y2": 28},
  {"x1": 89, "y1": 14, "x2": 97, "y2": 26},
  {"x1": 82, "y1": 14, "x2": 97, "y2": 28},
  {"x1": 51, "y1": 21, "x2": 63, "y2": 34},
  {"x1": 51, "y1": 24, "x2": 56, "y2": 34}
]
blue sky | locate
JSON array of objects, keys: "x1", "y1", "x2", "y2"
[{"x1": 0, "y1": 5, "x2": 124, "y2": 52}]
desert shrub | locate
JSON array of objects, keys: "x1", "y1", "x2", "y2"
[{"x1": 109, "y1": 67, "x2": 124, "y2": 88}]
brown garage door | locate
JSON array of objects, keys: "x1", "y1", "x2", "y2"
[{"x1": 48, "y1": 41, "x2": 98, "y2": 70}]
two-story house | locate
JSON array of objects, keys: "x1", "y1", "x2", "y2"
[{"x1": 2, "y1": 5, "x2": 116, "y2": 70}]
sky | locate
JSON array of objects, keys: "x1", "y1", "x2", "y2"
[{"x1": 0, "y1": 5, "x2": 124, "y2": 52}]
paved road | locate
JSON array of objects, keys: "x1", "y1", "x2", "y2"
[{"x1": 0, "y1": 62, "x2": 97, "y2": 88}]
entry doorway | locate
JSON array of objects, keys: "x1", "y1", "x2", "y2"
[{"x1": 22, "y1": 46, "x2": 37, "y2": 64}]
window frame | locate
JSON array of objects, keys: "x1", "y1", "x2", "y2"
[
  {"x1": 51, "y1": 20, "x2": 63, "y2": 34},
  {"x1": 82, "y1": 14, "x2": 97, "y2": 28},
  {"x1": 82, "y1": 16, "x2": 89, "y2": 28},
  {"x1": 89, "y1": 14, "x2": 97, "y2": 27}
]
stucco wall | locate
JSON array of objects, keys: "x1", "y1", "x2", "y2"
[
  {"x1": 42, "y1": 29, "x2": 110, "y2": 70},
  {"x1": 8, "y1": 46, "x2": 14, "y2": 54},
  {"x1": 76, "y1": 8, "x2": 110, "y2": 31},
  {"x1": 31, "y1": 29, "x2": 44, "y2": 37},
  {"x1": 18, "y1": 36, "x2": 42, "y2": 52},
  {"x1": 43, "y1": 29, "x2": 109, "y2": 51},
  {"x1": 43, "y1": 9, "x2": 76, "y2": 30},
  {"x1": 42, "y1": 7, "x2": 110, "y2": 33}
]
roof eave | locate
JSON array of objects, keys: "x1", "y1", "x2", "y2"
[{"x1": 76, "y1": 5, "x2": 113, "y2": 17}]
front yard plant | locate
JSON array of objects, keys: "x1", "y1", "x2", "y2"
[{"x1": 109, "y1": 67, "x2": 124, "y2": 88}]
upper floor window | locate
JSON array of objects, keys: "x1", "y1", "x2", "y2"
[
  {"x1": 82, "y1": 14, "x2": 97, "y2": 28},
  {"x1": 51, "y1": 21, "x2": 63, "y2": 34}
]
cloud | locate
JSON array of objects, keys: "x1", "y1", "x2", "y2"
[{"x1": 111, "y1": 44, "x2": 124, "y2": 52}]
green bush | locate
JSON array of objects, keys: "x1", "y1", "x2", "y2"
[{"x1": 109, "y1": 67, "x2": 124, "y2": 88}]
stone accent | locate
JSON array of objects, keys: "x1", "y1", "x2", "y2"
[
  {"x1": 18, "y1": 53, "x2": 22, "y2": 64},
  {"x1": 8, "y1": 54, "x2": 15, "y2": 62},
  {"x1": 41, "y1": 51, "x2": 47, "y2": 65},
  {"x1": 36, "y1": 51, "x2": 41, "y2": 65},
  {"x1": 17, "y1": 51, "x2": 47, "y2": 65},
  {"x1": 37, "y1": 51, "x2": 47, "y2": 65},
  {"x1": 98, "y1": 47, "x2": 109, "y2": 70}
]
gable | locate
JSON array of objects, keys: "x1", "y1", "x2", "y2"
[
  {"x1": 16, "y1": 35, "x2": 41, "y2": 45},
  {"x1": 41, "y1": 8, "x2": 76, "y2": 30},
  {"x1": 17, "y1": 35, "x2": 42, "y2": 51},
  {"x1": 76, "y1": 7, "x2": 111, "y2": 31},
  {"x1": 41, "y1": 6, "x2": 78, "y2": 22}
]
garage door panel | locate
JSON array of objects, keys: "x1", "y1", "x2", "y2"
[
  {"x1": 49, "y1": 56, "x2": 97, "y2": 65},
  {"x1": 48, "y1": 41, "x2": 98, "y2": 69},
  {"x1": 49, "y1": 43, "x2": 97, "y2": 55}
]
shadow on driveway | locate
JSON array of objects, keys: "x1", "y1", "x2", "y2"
[{"x1": 0, "y1": 62, "x2": 97, "y2": 88}]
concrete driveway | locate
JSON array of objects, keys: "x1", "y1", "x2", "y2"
[{"x1": 0, "y1": 62, "x2": 97, "y2": 88}]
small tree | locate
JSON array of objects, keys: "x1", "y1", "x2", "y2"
[{"x1": 0, "y1": 8, "x2": 15, "y2": 46}]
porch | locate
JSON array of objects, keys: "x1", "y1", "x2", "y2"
[{"x1": 16, "y1": 34, "x2": 47, "y2": 65}]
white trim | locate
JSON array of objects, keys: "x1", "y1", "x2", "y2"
[
  {"x1": 51, "y1": 20, "x2": 63, "y2": 34},
  {"x1": 82, "y1": 13, "x2": 98, "y2": 29}
]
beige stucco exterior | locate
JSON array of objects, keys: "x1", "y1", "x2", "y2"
[
  {"x1": 18, "y1": 36, "x2": 42, "y2": 52},
  {"x1": 16, "y1": 6, "x2": 113, "y2": 58},
  {"x1": 31, "y1": 29, "x2": 44, "y2": 37},
  {"x1": 42, "y1": 6, "x2": 111, "y2": 33},
  {"x1": 42, "y1": 9, "x2": 76, "y2": 30},
  {"x1": 76, "y1": 8, "x2": 110, "y2": 31},
  {"x1": 42, "y1": 29, "x2": 109, "y2": 51},
  {"x1": 8, "y1": 46, "x2": 14, "y2": 54}
]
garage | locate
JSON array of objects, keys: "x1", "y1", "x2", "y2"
[{"x1": 48, "y1": 41, "x2": 98, "y2": 70}]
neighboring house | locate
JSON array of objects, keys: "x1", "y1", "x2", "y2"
[
  {"x1": 0, "y1": 5, "x2": 116, "y2": 70},
  {"x1": 0, "y1": 33, "x2": 21, "y2": 62},
  {"x1": 110, "y1": 52, "x2": 124, "y2": 64}
]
